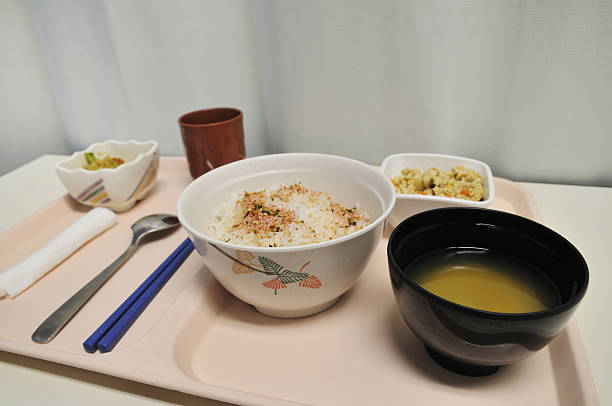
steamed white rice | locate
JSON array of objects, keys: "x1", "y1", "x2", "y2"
[{"x1": 208, "y1": 183, "x2": 371, "y2": 247}]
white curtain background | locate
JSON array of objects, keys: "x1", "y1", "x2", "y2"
[{"x1": 1, "y1": 0, "x2": 611, "y2": 186}]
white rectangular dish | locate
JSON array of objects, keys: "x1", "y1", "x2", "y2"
[{"x1": 381, "y1": 153, "x2": 494, "y2": 227}]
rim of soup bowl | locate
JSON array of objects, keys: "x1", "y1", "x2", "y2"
[
  {"x1": 387, "y1": 207, "x2": 589, "y2": 320},
  {"x1": 178, "y1": 153, "x2": 397, "y2": 254}
]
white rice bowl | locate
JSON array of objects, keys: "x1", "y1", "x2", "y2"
[{"x1": 178, "y1": 153, "x2": 396, "y2": 318}]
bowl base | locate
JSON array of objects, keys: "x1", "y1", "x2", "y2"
[
  {"x1": 425, "y1": 346, "x2": 501, "y2": 377},
  {"x1": 255, "y1": 296, "x2": 341, "y2": 318}
]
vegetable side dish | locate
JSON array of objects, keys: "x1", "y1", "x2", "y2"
[
  {"x1": 82, "y1": 152, "x2": 125, "y2": 170},
  {"x1": 390, "y1": 165, "x2": 485, "y2": 201}
]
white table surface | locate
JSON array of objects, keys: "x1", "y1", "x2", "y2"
[{"x1": 0, "y1": 155, "x2": 608, "y2": 405}]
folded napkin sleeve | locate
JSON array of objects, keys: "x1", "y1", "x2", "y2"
[{"x1": 0, "y1": 207, "x2": 117, "y2": 298}]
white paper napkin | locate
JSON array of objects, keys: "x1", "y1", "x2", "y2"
[{"x1": 0, "y1": 207, "x2": 117, "y2": 298}]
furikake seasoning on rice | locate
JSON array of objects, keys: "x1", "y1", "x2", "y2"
[{"x1": 208, "y1": 183, "x2": 371, "y2": 247}]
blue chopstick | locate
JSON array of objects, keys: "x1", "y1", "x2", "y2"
[
  {"x1": 83, "y1": 237, "x2": 194, "y2": 353},
  {"x1": 97, "y1": 239, "x2": 193, "y2": 352}
]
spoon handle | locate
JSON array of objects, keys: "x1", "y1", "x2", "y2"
[{"x1": 32, "y1": 241, "x2": 139, "y2": 344}]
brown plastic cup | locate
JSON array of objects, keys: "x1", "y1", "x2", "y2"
[{"x1": 178, "y1": 107, "x2": 245, "y2": 178}]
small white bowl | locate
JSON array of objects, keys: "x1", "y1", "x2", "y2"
[
  {"x1": 178, "y1": 153, "x2": 396, "y2": 318},
  {"x1": 380, "y1": 153, "x2": 494, "y2": 227},
  {"x1": 56, "y1": 140, "x2": 159, "y2": 212}
]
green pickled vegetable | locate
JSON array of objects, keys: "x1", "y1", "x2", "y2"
[{"x1": 82, "y1": 152, "x2": 125, "y2": 170}]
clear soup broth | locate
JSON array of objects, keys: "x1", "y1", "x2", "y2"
[{"x1": 407, "y1": 248, "x2": 560, "y2": 313}]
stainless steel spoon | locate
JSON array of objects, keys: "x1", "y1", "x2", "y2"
[{"x1": 32, "y1": 213, "x2": 180, "y2": 344}]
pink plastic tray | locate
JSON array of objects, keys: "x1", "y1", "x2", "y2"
[{"x1": 0, "y1": 158, "x2": 599, "y2": 405}]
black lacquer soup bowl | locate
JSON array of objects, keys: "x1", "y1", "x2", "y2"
[{"x1": 387, "y1": 208, "x2": 588, "y2": 376}]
